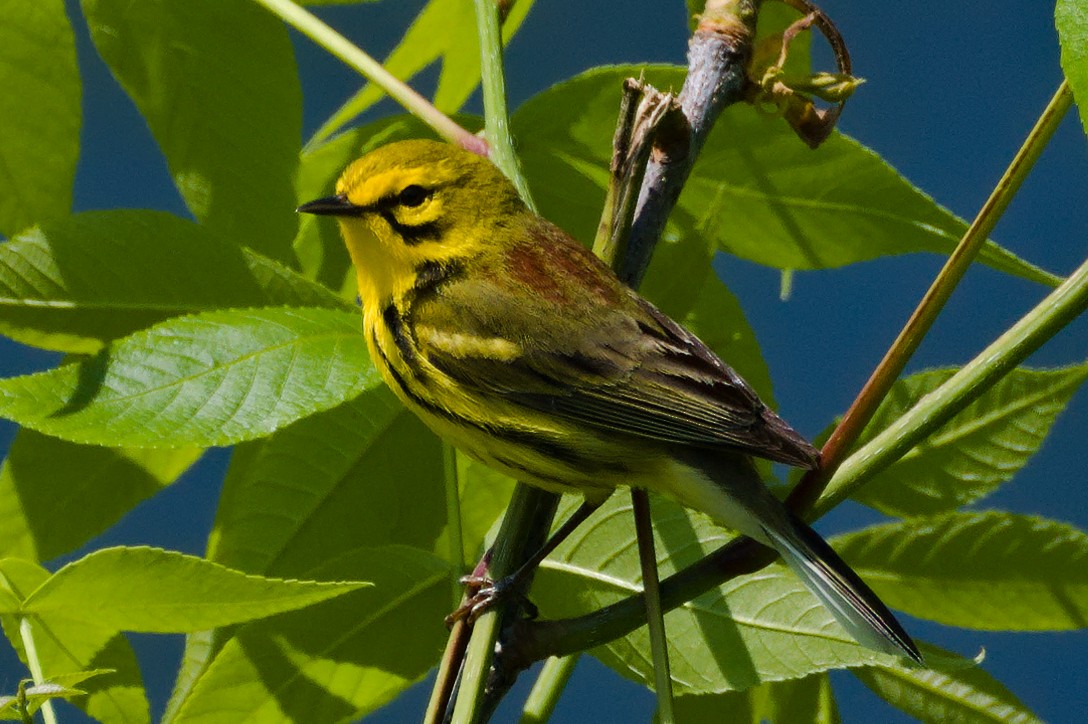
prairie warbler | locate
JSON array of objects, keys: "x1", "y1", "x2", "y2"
[{"x1": 299, "y1": 139, "x2": 922, "y2": 664}]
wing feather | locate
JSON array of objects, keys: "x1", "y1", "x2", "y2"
[{"x1": 408, "y1": 226, "x2": 818, "y2": 469}]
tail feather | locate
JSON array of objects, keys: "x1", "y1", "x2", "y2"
[
  {"x1": 667, "y1": 451, "x2": 922, "y2": 664},
  {"x1": 762, "y1": 512, "x2": 923, "y2": 665}
]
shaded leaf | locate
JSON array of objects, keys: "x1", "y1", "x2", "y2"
[
  {"x1": 207, "y1": 392, "x2": 446, "y2": 577},
  {"x1": 533, "y1": 494, "x2": 897, "y2": 695},
  {"x1": 1057, "y1": 0, "x2": 1088, "y2": 136},
  {"x1": 0, "y1": 0, "x2": 79, "y2": 237},
  {"x1": 453, "y1": 453, "x2": 515, "y2": 563},
  {"x1": 513, "y1": 66, "x2": 1057, "y2": 285},
  {"x1": 81, "y1": 0, "x2": 301, "y2": 261},
  {"x1": 854, "y1": 642, "x2": 1042, "y2": 723},
  {"x1": 168, "y1": 546, "x2": 450, "y2": 723},
  {"x1": 172, "y1": 392, "x2": 482, "y2": 713},
  {"x1": 679, "y1": 266, "x2": 775, "y2": 406},
  {"x1": 0, "y1": 307, "x2": 376, "y2": 447},
  {"x1": 670, "y1": 672, "x2": 840, "y2": 724},
  {"x1": 852, "y1": 365, "x2": 1088, "y2": 517},
  {"x1": 0, "y1": 429, "x2": 201, "y2": 561},
  {"x1": 22, "y1": 547, "x2": 366, "y2": 632},
  {"x1": 0, "y1": 210, "x2": 347, "y2": 354},
  {"x1": 835, "y1": 512, "x2": 1088, "y2": 630}
]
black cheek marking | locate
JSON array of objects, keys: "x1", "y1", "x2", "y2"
[{"x1": 379, "y1": 210, "x2": 442, "y2": 246}]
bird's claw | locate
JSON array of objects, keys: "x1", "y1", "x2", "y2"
[{"x1": 444, "y1": 574, "x2": 537, "y2": 627}]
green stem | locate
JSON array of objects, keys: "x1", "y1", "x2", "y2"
[
  {"x1": 251, "y1": 0, "x2": 485, "y2": 154},
  {"x1": 19, "y1": 618, "x2": 57, "y2": 724},
  {"x1": 444, "y1": 443, "x2": 466, "y2": 606},
  {"x1": 447, "y1": 2, "x2": 557, "y2": 720},
  {"x1": 520, "y1": 655, "x2": 579, "y2": 723},
  {"x1": 473, "y1": 0, "x2": 535, "y2": 205},
  {"x1": 789, "y1": 80, "x2": 1073, "y2": 512},
  {"x1": 632, "y1": 489, "x2": 674, "y2": 722},
  {"x1": 452, "y1": 486, "x2": 559, "y2": 723},
  {"x1": 817, "y1": 249, "x2": 1088, "y2": 515}
]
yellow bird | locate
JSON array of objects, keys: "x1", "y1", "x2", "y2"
[{"x1": 298, "y1": 139, "x2": 922, "y2": 664}]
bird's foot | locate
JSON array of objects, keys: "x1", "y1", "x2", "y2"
[{"x1": 444, "y1": 574, "x2": 537, "y2": 626}]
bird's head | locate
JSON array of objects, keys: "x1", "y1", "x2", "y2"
[{"x1": 298, "y1": 139, "x2": 525, "y2": 307}]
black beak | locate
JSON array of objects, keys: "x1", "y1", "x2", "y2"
[{"x1": 296, "y1": 194, "x2": 361, "y2": 216}]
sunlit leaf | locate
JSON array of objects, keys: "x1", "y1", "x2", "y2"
[
  {"x1": 854, "y1": 642, "x2": 1042, "y2": 723},
  {"x1": 852, "y1": 365, "x2": 1088, "y2": 517},
  {"x1": 22, "y1": 547, "x2": 365, "y2": 632},
  {"x1": 0, "y1": 559, "x2": 149, "y2": 724},
  {"x1": 835, "y1": 512, "x2": 1088, "y2": 630},
  {"x1": 0, "y1": 211, "x2": 347, "y2": 353},
  {"x1": 670, "y1": 672, "x2": 840, "y2": 723},
  {"x1": 0, "y1": 307, "x2": 375, "y2": 447},
  {"x1": 1057, "y1": 0, "x2": 1088, "y2": 136},
  {"x1": 310, "y1": 0, "x2": 533, "y2": 143},
  {"x1": 168, "y1": 546, "x2": 451, "y2": 722}
]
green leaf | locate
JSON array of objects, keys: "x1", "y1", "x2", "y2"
[
  {"x1": 310, "y1": 0, "x2": 533, "y2": 143},
  {"x1": 0, "y1": 559, "x2": 149, "y2": 724},
  {"x1": 1057, "y1": 0, "x2": 1088, "y2": 137},
  {"x1": 671, "y1": 672, "x2": 840, "y2": 724},
  {"x1": 851, "y1": 365, "x2": 1088, "y2": 517},
  {"x1": 533, "y1": 495, "x2": 897, "y2": 695},
  {"x1": 684, "y1": 0, "x2": 703, "y2": 29},
  {"x1": 0, "y1": 680, "x2": 90, "y2": 720},
  {"x1": 0, "y1": 307, "x2": 376, "y2": 447},
  {"x1": 81, "y1": 0, "x2": 302, "y2": 261},
  {"x1": 207, "y1": 392, "x2": 446, "y2": 577},
  {"x1": 513, "y1": 66, "x2": 1057, "y2": 286},
  {"x1": 0, "y1": 0, "x2": 79, "y2": 237},
  {"x1": 678, "y1": 266, "x2": 776, "y2": 406},
  {"x1": 0, "y1": 585, "x2": 17, "y2": 614},
  {"x1": 0, "y1": 210, "x2": 346, "y2": 353},
  {"x1": 0, "y1": 670, "x2": 120, "y2": 722},
  {"x1": 171, "y1": 393, "x2": 455, "y2": 711},
  {"x1": 854, "y1": 642, "x2": 1042, "y2": 723},
  {"x1": 22, "y1": 546, "x2": 366, "y2": 632},
  {"x1": 167, "y1": 546, "x2": 451, "y2": 723},
  {"x1": 0, "y1": 429, "x2": 201, "y2": 561},
  {"x1": 453, "y1": 453, "x2": 515, "y2": 562},
  {"x1": 834, "y1": 512, "x2": 1088, "y2": 631}
]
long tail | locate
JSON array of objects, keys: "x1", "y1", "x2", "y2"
[
  {"x1": 760, "y1": 511, "x2": 923, "y2": 665},
  {"x1": 669, "y1": 451, "x2": 923, "y2": 664}
]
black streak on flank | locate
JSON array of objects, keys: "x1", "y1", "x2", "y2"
[
  {"x1": 382, "y1": 302, "x2": 417, "y2": 366},
  {"x1": 372, "y1": 337, "x2": 625, "y2": 477},
  {"x1": 379, "y1": 210, "x2": 442, "y2": 246}
]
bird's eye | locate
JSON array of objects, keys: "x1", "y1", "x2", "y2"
[{"x1": 397, "y1": 185, "x2": 430, "y2": 207}]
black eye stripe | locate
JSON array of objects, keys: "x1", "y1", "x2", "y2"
[{"x1": 379, "y1": 210, "x2": 442, "y2": 246}]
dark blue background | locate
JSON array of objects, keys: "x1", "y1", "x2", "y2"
[{"x1": 2, "y1": 1, "x2": 1085, "y2": 721}]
